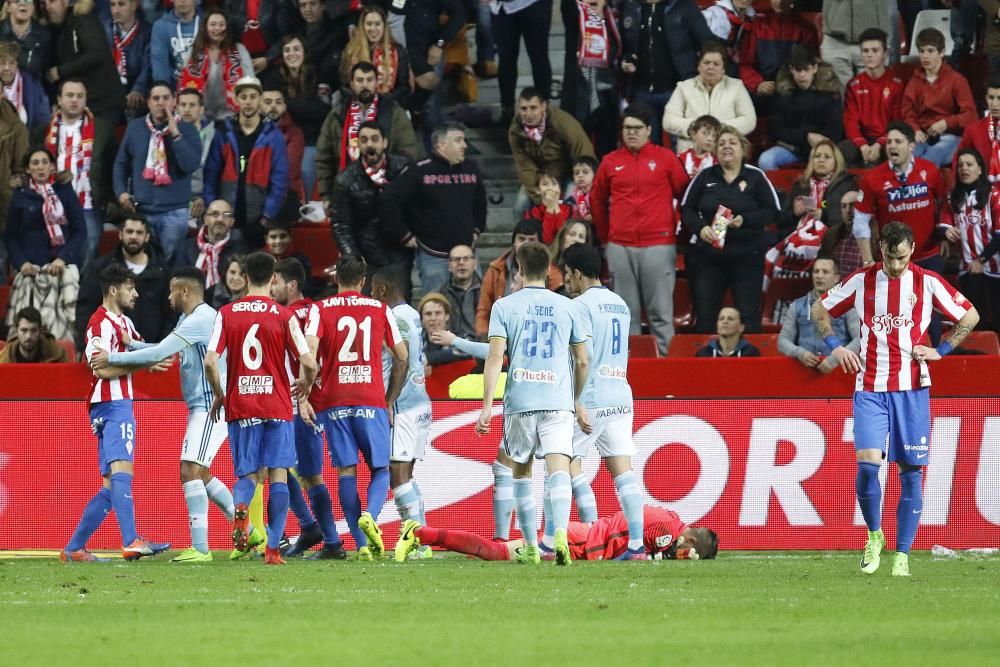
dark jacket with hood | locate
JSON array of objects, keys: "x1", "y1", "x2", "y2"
[
  {"x1": 619, "y1": 0, "x2": 714, "y2": 94},
  {"x1": 5, "y1": 176, "x2": 86, "y2": 269},
  {"x1": 0, "y1": 18, "x2": 51, "y2": 80},
  {"x1": 50, "y1": 0, "x2": 125, "y2": 115},
  {"x1": 695, "y1": 337, "x2": 760, "y2": 357},
  {"x1": 768, "y1": 61, "x2": 843, "y2": 158}
]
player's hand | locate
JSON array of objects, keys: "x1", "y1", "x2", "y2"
[
  {"x1": 89, "y1": 348, "x2": 111, "y2": 370},
  {"x1": 121, "y1": 329, "x2": 133, "y2": 348},
  {"x1": 430, "y1": 330, "x2": 457, "y2": 346},
  {"x1": 576, "y1": 403, "x2": 592, "y2": 435},
  {"x1": 210, "y1": 395, "x2": 224, "y2": 423},
  {"x1": 912, "y1": 344, "x2": 942, "y2": 362},
  {"x1": 292, "y1": 376, "x2": 312, "y2": 400},
  {"x1": 475, "y1": 406, "x2": 492, "y2": 435},
  {"x1": 149, "y1": 358, "x2": 173, "y2": 373},
  {"x1": 831, "y1": 346, "x2": 862, "y2": 374},
  {"x1": 299, "y1": 399, "x2": 317, "y2": 428},
  {"x1": 798, "y1": 350, "x2": 821, "y2": 368}
]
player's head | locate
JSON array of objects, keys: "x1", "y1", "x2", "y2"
[
  {"x1": 516, "y1": 241, "x2": 551, "y2": 283},
  {"x1": 878, "y1": 222, "x2": 915, "y2": 278},
  {"x1": 243, "y1": 251, "x2": 277, "y2": 290},
  {"x1": 334, "y1": 255, "x2": 367, "y2": 291},
  {"x1": 885, "y1": 121, "x2": 915, "y2": 169},
  {"x1": 272, "y1": 258, "x2": 306, "y2": 305},
  {"x1": 370, "y1": 266, "x2": 406, "y2": 304},
  {"x1": 99, "y1": 263, "x2": 138, "y2": 312},
  {"x1": 673, "y1": 527, "x2": 719, "y2": 560},
  {"x1": 561, "y1": 243, "x2": 601, "y2": 297},
  {"x1": 168, "y1": 266, "x2": 206, "y2": 313}
]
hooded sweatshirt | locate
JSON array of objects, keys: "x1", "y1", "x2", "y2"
[{"x1": 150, "y1": 9, "x2": 201, "y2": 87}]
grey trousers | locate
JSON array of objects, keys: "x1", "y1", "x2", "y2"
[{"x1": 606, "y1": 243, "x2": 676, "y2": 355}]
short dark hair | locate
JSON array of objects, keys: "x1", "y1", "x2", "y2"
[
  {"x1": 915, "y1": 27, "x2": 946, "y2": 53},
  {"x1": 698, "y1": 39, "x2": 728, "y2": 65},
  {"x1": 371, "y1": 265, "x2": 407, "y2": 299},
  {"x1": 518, "y1": 86, "x2": 546, "y2": 103},
  {"x1": 886, "y1": 120, "x2": 916, "y2": 144},
  {"x1": 57, "y1": 78, "x2": 86, "y2": 96},
  {"x1": 787, "y1": 43, "x2": 818, "y2": 71},
  {"x1": 23, "y1": 146, "x2": 55, "y2": 170},
  {"x1": 813, "y1": 255, "x2": 840, "y2": 275},
  {"x1": 120, "y1": 214, "x2": 149, "y2": 230},
  {"x1": 516, "y1": 241, "x2": 551, "y2": 281},
  {"x1": 274, "y1": 257, "x2": 306, "y2": 291},
  {"x1": 178, "y1": 88, "x2": 204, "y2": 104},
  {"x1": 572, "y1": 155, "x2": 598, "y2": 172},
  {"x1": 335, "y1": 255, "x2": 367, "y2": 286},
  {"x1": 358, "y1": 120, "x2": 383, "y2": 137},
  {"x1": 243, "y1": 251, "x2": 276, "y2": 287},
  {"x1": 148, "y1": 80, "x2": 174, "y2": 96},
  {"x1": 535, "y1": 170, "x2": 560, "y2": 188},
  {"x1": 431, "y1": 121, "x2": 467, "y2": 148},
  {"x1": 562, "y1": 243, "x2": 601, "y2": 279},
  {"x1": 99, "y1": 263, "x2": 135, "y2": 296},
  {"x1": 171, "y1": 266, "x2": 206, "y2": 292},
  {"x1": 880, "y1": 222, "x2": 915, "y2": 251},
  {"x1": 351, "y1": 61, "x2": 377, "y2": 78},
  {"x1": 691, "y1": 527, "x2": 719, "y2": 560},
  {"x1": 719, "y1": 305, "x2": 743, "y2": 324},
  {"x1": 621, "y1": 103, "x2": 653, "y2": 129},
  {"x1": 987, "y1": 73, "x2": 1000, "y2": 92},
  {"x1": 261, "y1": 81, "x2": 285, "y2": 96},
  {"x1": 14, "y1": 306, "x2": 41, "y2": 328},
  {"x1": 512, "y1": 217, "x2": 542, "y2": 244},
  {"x1": 858, "y1": 27, "x2": 888, "y2": 50},
  {"x1": 689, "y1": 114, "x2": 722, "y2": 137}
]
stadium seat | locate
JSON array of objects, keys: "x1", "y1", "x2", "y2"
[
  {"x1": 764, "y1": 170, "x2": 802, "y2": 194},
  {"x1": 666, "y1": 334, "x2": 713, "y2": 358},
  {"x1": 803, "y1": 12, "x2": 822, "y2": 40},
  {"x1": 744, "y1": 333, "x2": 780, "y2": 356},
  {"x1": 98, "y1": 229, "x2": 119, "y2": 256},
  {"x1": 291, "y1": 227, "x2": 340, "y2": 279},
  {"x1": 0, "y1": 284, "x2": 9, "y2": 320},
  {"x1": 629, "y1": 335, "x2": 659, "y2": 358},
  {"x1": 761, "y1": 277, "x2": 813, "y2": 329},
  {"x1": 960, "y1": 331, "x2": 1000, "y2": 356},
  {"x1": 674, "y1": 277, "x2": 694, "y2": 330},
  {"x1": 907, "y1": 10, "x2": 964, "y2": 58},
  {"x1": 58, "y1": 339, "x2": 77, "y2": 362}
]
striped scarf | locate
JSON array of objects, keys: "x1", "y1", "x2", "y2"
[
  {"x1": 30, "y1": 176, "x2": 67, "y2": 247},
  {"x1": 45, "y1": 110, "x2": 94, "y2": 210},
  {"x1": 179, "y1": 47, "x2": 245, "y2": 113},
  {"x1": 113, "y1": 22, "x2": 140, "y2": 85}
]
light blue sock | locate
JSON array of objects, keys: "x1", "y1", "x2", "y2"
[
  {"x1": 896, "y1": 466, "x2": 923, "y2": 554},
  {"x1": 205, "y1": 477, "x2": 234, "y2": 521},
  {"x1": 267, "y1": 482, "x2": 290, "y2": 550},
  {"x1": 571, "y1": 473, "x2": 598, "y2": 523},
  {"x1": 307, "y1": 484, "x2": 341, "y2": 546},
  {"x1": 614, "y1": 471, "x2": 645, "y2": 551},
  {"x1": 367, "y1": 466, "x2": 390, "y2": 520},
  {"x1": 492, "y1": 462, "x2": 514, "y2": 540},
  {"x1": 513, "y1": 478, "x2": 537, "y2": 546},
  {"x1": 338, "y1": 474, "x2": 365, "y2": 548},
  {"x1": 66, "y1": 488, "x2": 112, "y2": 552},
  {"x1": 411, "y1": 480, "x2": 427, "y2": 525},
  {"x1": 541, "y1": 484, "x2": 555, "y2": 548},
  {"x1": 182, "y1": 479, "x2": 210, "y2": 553},
  {"x1": 110, "y1": 472, "x2": 138, "y2": 546},
  {"x1": 286, "y1": 473, "x2": 316, "y2": 529},
  {"x1": 393, "y1": 482, "x2": 422, "y2": 522},
  {"x1": 546, "y1": 471, "x2": 572, "y2": 533}
]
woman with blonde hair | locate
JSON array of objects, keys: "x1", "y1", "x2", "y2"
[
  {"x1": 777, "y1": 139, "x2": 855, "y2": 239},
  {"x1": 340, "y1": 5, "x2": 411, "y2": 106},
  {"x1": 549, "y1": 218, "x2": 593, "y2": 274}
]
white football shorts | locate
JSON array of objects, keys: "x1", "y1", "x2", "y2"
[
  {"x1": 181, "y1": 409, "x2": 229, "y2": 467},
  {"x1": 572, "y1": 406, "x2": 636, "y2": 459},
  {"x1": 390, "y1": 405, "x2": 432, "y2": 462},
  {"x1": 502, "y1": 410, "x2": 574, "y2": 464}
]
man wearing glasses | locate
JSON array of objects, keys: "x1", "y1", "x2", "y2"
[
  {"x1": 431, "y1": 245, "x2": 481, "y2": 340},
  {"x1": 180, "y1": 199, "x2": 248, "y2": 288},
  {"x1": 590, "y1": 104, "x2": 690, "y2": 356}
]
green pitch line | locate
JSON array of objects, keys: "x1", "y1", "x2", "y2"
[{"x1": 0, "y1": 551, "x2": 997, "y2": 665}]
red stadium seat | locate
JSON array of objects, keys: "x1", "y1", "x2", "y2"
[
  {"x1": 744, "y1": 333, "x2": 781, "y2": 356},
  {"x1": 764, "y1": 169, "x2": 803, "y2": 194},
  {"x1": 674, "y1": 277, "x2": 694, "y2": 330},
  {"x1": 58, "y1": 339, "x2": 77, "y2": 362},
  {"x1": 98, "y1": 229, "x2": 119, "y2": 256},
  {"x1": 761, "y1": 277, "x2": 813, "y2": 328},
  {"x1": 666, "y1": 334, "x2": 713, "y2": 357},
  {"x1": 0, "y1": 284, "x2": 9, "y2": 322},
  {"x1": 291, "y1": 227, "x2": 340, "y2": 279},
  {"x1": 802, "y1": 12, "x2": 822, "y2": 39},
  {"x1": 629, "y1": 335, "x2": 659, "y2": 358},
  {"x1": 960, "y1": 331, "x2": 1000, "y2": 356}
]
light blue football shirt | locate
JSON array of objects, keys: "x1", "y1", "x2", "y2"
[
  {"x1": 110, "y1": 302, "x2": 224, "y2": 412},
  {"x1": 487, "y1": 286, "x2": 585, "y2": 414},
  {"x1": 575, "y1": 286, "x2": 633, "y2": 410},
  {"x1": 382, "y1": 302, "x2": 431, "y2": 414}
]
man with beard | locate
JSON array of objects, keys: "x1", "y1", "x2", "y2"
[
  {"x1": 179, "y1": 199, "x2": 248, "y2": 290},
  {"x1": 0, "y1": 307, "x2": 68, "y2": 363},
  {"x1": 113, "y1": 81, "x2": 202, "y2": 265},
  {"x1": 329, "y1": 121, "x2": 413, "y2": 296},
  {"x1": 261, "y1": 85, "x2": 305, "y2": 205},
  {"x1": 76, "y1": 216, "x2": 174, "y2": 348},
  {"x1": 203, "y1": 75, "x2": 289, "y2": 249},
  {"x1": 315, "y1": 62, "x2": 419, "y2": 204}
]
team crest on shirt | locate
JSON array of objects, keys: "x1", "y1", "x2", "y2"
[
  {"x1": 908, "y1": 292, "x2": 918, "y2": 308},
  {"x1": 920, "y1": 170, "x2": 927, "y2": 181},
  {"x1": 738, "y1": 180, "x2": 747, "y2": 192},
  {"x1": 883, "y1": 87, "x2": 891, "y2": 99},
  {"x1": 648, "y1": 160, "x2": 656, "y2": 171},
  {"x1": 655, "y1": 534, "x2": 674, "y2": 548}
]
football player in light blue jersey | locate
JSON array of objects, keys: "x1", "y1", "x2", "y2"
[
  {"x1": 91, "y1": 267, "x2": 236, "y2": 562},
  {"x1": 560, "y1": 244, "x2": 647, "y2": 560},
  {"x1": 475, "y1": 242, "x2": 590, "y2": 566},
  {"x1": 371, "y1": 268, "x2": 435, "y2": 559}
]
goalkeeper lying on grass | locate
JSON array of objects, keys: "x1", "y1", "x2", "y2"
[{"x1": 394, "y1": 505, "x2": 718, "y2": 563}]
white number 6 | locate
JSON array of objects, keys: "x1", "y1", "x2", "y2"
[{"x1": 242, "y1": 323, "x2": 263, "y2": 370}]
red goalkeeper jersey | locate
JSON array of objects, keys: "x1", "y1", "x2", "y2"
[{"x1": 567, "y1": 507, "x2": 687, "y2": 561}]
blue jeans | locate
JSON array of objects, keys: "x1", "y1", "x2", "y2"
[
  {"x1": 421, "y1": 59, "x2": 447, "y2": 154},
  {"x1": 301, "y1": 145, "x2": 317, "y2": 201},
  {"x1": 82, "y1": 208, "x2": 101, "y2": 272},
  {"x1": 913, "y1": 133, "x2": 961, "y2": 168},
  {"x1": 147, "y1": 207, "x2": 190, "y2": 266},
  {"x1": 632, "y1": 89, "x2": 672, "y2": 146},
  {"x1": 949, "y1": 0, "x2": 979, "y2": 65},
  {"x1": 473, "y1": 0, "x2": 496, "y2": 62},
  {"x1": 415, "y1": 248, "x2": 451, "y2": 293},
  {"x1": 758, "y1": 145, "x2": 803, "y2": 171}
]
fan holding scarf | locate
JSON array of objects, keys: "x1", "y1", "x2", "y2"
[{"x1": 178, "y1": 9, "x2": 253, "y2": 120}]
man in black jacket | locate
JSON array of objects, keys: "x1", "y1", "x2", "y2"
[
  {"x1": 75, "y1": 216, "x2": 174, "y2": 350},
  {"x1": 44, "y1": 0, "x2": 125, "y2": 219},
  {"x1": 329, "y1": 121, "x2": 412, "y2": 296},
  {"x1": 380, "y1": 122, "x2": 487, "y2": 291}
]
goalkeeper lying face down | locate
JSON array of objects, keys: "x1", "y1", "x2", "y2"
[{"x1": 394, "y1": 505, "x2": 719, "y2": 563}]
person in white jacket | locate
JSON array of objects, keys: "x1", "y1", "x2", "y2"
[{"x1": 662, "y1": 41, "x2": 756, "y2": 154}]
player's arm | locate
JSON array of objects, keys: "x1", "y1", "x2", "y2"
[
  {"x1": 852, "y1": 207, "x2": 876, "y2": 265},
  {"x1": 288, "y1": 317, "x2": 318, "y2": 398},
  {"x1": 913, "y1": 285, "x2": 980, "y2": 361},
  {"x1": 92, "y1": 332, "x2": 189, "y2": 370},
  {"x1": 386, "y1": 340, "x2": 409, "y2": 407},
  {"x1": 571, "y1": 342, "x2": 592, "y2": 435},
  {"x1": 475, "y1": 336, "x2": 506, "y2": 435},
  {"x1": 811, "y1": 297, "x2": 862, "y2": 373},
  {"x1": 204, "y1": 350, "x2": 225, "y2": 421},
  {"x1": 451, "y1": 336, "x2": 490, "y2": 360}
]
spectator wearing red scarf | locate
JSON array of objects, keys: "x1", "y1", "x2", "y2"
[
  {"x1": 178, "y1": 9, "x2": 253, "y2": 120},
  {"x1": 103, "y1": 0, "x2": 152, "y2": 115}
]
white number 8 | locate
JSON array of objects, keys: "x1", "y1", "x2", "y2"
[{"x1": 242, "y1": 323, "x2": 263, "y2": 370}]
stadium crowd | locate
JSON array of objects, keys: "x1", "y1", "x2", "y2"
[{"x1": 1, "y1": 0, "x2": 999, "y2": 368}]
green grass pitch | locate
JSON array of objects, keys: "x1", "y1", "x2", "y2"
[{"x1": 1, "y1": 551, "x2": 998, "y2": 665}]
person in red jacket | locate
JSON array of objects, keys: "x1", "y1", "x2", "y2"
[
  {"x1": 901, "y1": 28, "x2": 977, "y2": 168},
  {"x1": 261, "y1": 85, "x2": 305, "y2": 203},
  {"x1": 590, "y1": 104, "x2": 689, "y2": 355},
  {"x1": 527, "y1": 172, "x2": 576, "y2": 244},
  {"x1": 839, "y1": 28, "x2": 904, "y2": 167},
  {"x1": 955, "y1": 74, "x2": 1000, "y2": 185},
  {"x1": 737, "y1": 0, "x2": 818, "y2": 110}
]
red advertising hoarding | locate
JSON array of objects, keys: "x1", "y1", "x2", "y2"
[{"x1": 1, "y1": 399, "x2": 997, "y2": 551}]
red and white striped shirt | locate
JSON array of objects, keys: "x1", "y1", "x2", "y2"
[
  {"x1": 677, "y1": 148, "x2": 717, "y2": 178},
  {"x1": 822, "y1": 263, "x2": 972, "y2": 392},
  {"x1": 947, "y1": 189, "x2": 1000, "y2": 277},
  {"x1": 84, "y1": 306, "x2": 143, "y2": 403}
]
